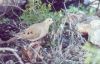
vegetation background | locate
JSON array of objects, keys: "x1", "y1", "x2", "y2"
[{"x1": 0, "y1": 0, "x2": 100, "y2": 64}]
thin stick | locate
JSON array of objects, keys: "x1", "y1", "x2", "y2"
[
  {"x1": 0, "y1": 47, "x2": 24, "y2": 64},
  {"x1": 0, "y1": 37, "x2": 17, "y2": 44}
]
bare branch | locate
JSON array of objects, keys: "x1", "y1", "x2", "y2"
[{"x1": 0, "y1": 47, "x2": 24, "y2": 64}]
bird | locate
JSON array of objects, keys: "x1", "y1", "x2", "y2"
[{"x1": 15, "y1": 18, "x2": 54, "y2": 42}]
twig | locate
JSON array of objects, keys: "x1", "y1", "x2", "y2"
[
  {"x1": 0, "y1": 37, "x2": 17, "y2": 44},
  {"x1": 2, "y1": 5, "x2": 24, "y2": 12},
  {"x1": 96, "y1": 0, "x2": 100, "y2": 11},
  {"x1": 0, "y1": 47, "x2": 24, "y2": 64}
]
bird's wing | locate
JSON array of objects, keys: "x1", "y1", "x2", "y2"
[
  {"x1": 16, "y1": 22, "x2": 47, "y2": 41},
  {"x1": 24, "y1": 26, "x2": 42, "y2": 40},
  {"x1": 26, "y1": 23, "x2": 48, "y2": 41}
]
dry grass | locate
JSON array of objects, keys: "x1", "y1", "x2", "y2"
[
  {"x1": 0, "y1": 13, "x2": 86, "y2": 64},
  {"x1": 0, "y1": 0, "x2": 96, "y2": 64}
]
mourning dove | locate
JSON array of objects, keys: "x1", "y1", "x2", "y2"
[{"x1": 15, "y1": 18, "x2": 54, "y2": 42}]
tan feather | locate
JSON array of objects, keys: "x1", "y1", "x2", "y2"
[{"x1": 15, "y1": 18, "x2": 53, "y2": 41}]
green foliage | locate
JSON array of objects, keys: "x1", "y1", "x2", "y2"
[
  {"x1": 20, "y1": 0, "x2": 63, "y2": 25},
  {"x1": 83, "y1": 42, "x2": 100, "y2": 64},
  {"x1": 0, "y1": 18, "x2": 11, "y2": 24},
  {"x1": 21, "y1": 0, "x2": 96, "y2": 25},
  {"x1": 67, "y1": 6, "x2": 80, "y2": 13},
  {"x1": 66, "y1": 5, "x2": 96, "y2": 15},
  {"x1": 80, "y1": 6, "x2": 96, "y2": 15}
]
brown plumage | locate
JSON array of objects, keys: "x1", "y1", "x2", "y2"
[{"x1": 15, "y1": 18, "x2": 54, "y2": 42}]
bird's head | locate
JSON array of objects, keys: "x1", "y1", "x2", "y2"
[
  {"x1": 14, "y1": 31, "x2": 26, "y2": 39},
  {"x1": 43, "y1": 18, "x2": 54, "y2": 26}
]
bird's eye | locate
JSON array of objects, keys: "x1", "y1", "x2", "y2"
[
  {"x1": 30, "y1": 31, "x2": 33, "y2": 34},
  {"x1": 27, "y1": 32, "x2": 30, "y2": 34},
  {"x1": 27, "y1": 31, "x2": 33, "y2": 34},
  {"x1": 23, "y1": 32, "x2": 25, "y2": 34}
]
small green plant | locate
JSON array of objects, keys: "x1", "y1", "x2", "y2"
[
  {"x1": 81, "y1": 6, "x2": 96, "y2": 15},
  {"x1": 21, "y1": 1, "x2": 98, "y2": 63},
  {"x1": 67, "y1": 6, "x2": 80, "y2": 13},
  {"x1": 66, "y1": 5, "x2": 96, "y2": 15},
  {"x1": 83, "y1": 42, "x2": 100, "y2": 64},
  {"x1": 20, "y1": 0, "x2": 64, "y2": 25}
]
